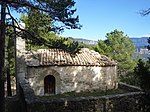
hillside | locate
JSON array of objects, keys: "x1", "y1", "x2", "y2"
[
  {"x1": 74, "y1": 37, "x2": 149, "y2": 47},
  {"x1": 73, "y1": 38, "x2": 98, "y2": 45},
  {"x1": 73, "y1": 37, "x2": 149, "y2": 60},
  {"x1": 130, "y1": 37, "x2": 149, "y2": 47}
]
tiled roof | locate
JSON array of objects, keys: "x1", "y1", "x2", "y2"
[{"x1": 35, "y1": 48, "x2": 116, "y2": 66}]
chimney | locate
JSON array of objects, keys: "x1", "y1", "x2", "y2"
[
  {"x1": 16, "y1": 22, "x2": 26, "y2": 56},
  {"x1": 15, "y1": 23, "x2": 27, "y2": 95}
]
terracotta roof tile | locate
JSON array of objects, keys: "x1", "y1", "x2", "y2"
[{"x1": 34, "y1": 48, "x2": 116, "y2": 66}]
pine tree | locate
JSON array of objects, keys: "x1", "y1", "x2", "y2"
[
  {"x1": 94, "y1": 29, "x2": 136, "y2": 76},
  {"x1": 0, "y1": 1, "x2": 81, "y2": 111},
  {"x1": 134, "y1": 59, "x2": 150, "y2": 91}
]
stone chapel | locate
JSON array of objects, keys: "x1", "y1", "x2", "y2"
[{"x1": 16, "y1": 32, "x2": 118, "y2": 96}]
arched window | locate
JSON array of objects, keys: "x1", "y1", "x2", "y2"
[{"x1": 44, "y1": 75, "x2": 55, "y2": 94}]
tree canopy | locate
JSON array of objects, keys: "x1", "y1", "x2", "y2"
[
  {"x1": 20, "y1": 10, "x2": 83, "y2": 53},
  {"x1": 134, "y1": 37, "x2": 150, "y2": 91},
  {"x1": 0, "y1": 1, "x2": 81, "y2": 111},
  {"x1": 94, "y1": 29, "x2": 136, "y2": 76},
  {"x1": 134, "y1": 59, "x2": 150, "y2": 91},
  {"x1": 6, "y1": 0, "x2": 81, "y2": 32}
]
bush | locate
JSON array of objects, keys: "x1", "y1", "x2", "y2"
[{"x1": 134, "y1": 59, "x2": 150, "y2": 91}]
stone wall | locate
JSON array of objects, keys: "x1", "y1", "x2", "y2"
[
  {"x1": 5, "y1": 97, "x2": 21, "y2": 112},
  {"x1": 6, "y1": 79, "x2": 150, "y2": 112},
  {"x1": 118, "y1": 82, "x2": 142, "y2": 92},
  {"x1": 27, "y1": 65, "x2": 117, "y2": 95},
  {"x1": 15, "y1": 79, "x2": 150, "y2": 112},
  {"x1": 24, "y1": 91, "x2": 149, "y2": 112}
]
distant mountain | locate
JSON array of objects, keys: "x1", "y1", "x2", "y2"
[
  {"x1": 130, "y1": 37, "x2": 149, "y2": 60},
  {"x1": 73, "y1": 37, "x2": 149, "y2": 60},
  {"x1": 74, "y1": 37, "x2": 149, "y2": 47},
  {"x1": 130, "y1": 37, "x2": 149, "y2": 47},
  {"x1": 73, "y1": 38, "x2": 98, "y2": 45}
]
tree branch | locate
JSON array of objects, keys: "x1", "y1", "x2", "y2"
[
  {"x1": 140, "y1": 8, "x2": 150, "y2": 16},
  {"x1": 6, "y1": 5, "x2": 20, "y2": 28},
  {"x1": 5, "y1": 0, "x2": 52, "y2": 13},
  {"x1": 7, "y1": 24, "x2": 51, "y2": 47}
]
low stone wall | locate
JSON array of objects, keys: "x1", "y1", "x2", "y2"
[
  {"x1": 105, "y1": 92, "x2": 146, "y2": 112},
  {"x1": 5, "y1": 96, "x2": 21, "y2": 112},
  {"x1": 118, "y1": 82, "x2": 142, "y2": 92},
  {"x1": 5, "y1": 79, "x2": 33, "y2": 112},
  {"x1": 18, "y1": 80, "x2": 150, "y2": 112},
  {"x1": 25, "y1": 92, "x2": 148, "y2": 112}
]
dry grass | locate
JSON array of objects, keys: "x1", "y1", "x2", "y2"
[{"x1": 39, "y1": 88, "x2": 130, "y2": 99}]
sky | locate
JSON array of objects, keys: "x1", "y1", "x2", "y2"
[{"x1": 61, "y1": 0, "x2": 150, "y2": 40}]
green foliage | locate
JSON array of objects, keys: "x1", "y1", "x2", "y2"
[
  {"x1": 1, "y1": 0, "x2": 81, "y2": 111},
  {"x1": 21, "y1": 10, "x2": 82, "y2": 53},
  {"x1": 68, "y1": 37, "x2": 92, "y2": 49},
  {"x1": 5, "y1": 26, "x2": 15, "y2": 77},
  {"x1": 47, "y1": 36, "x2": 83, "y2": 53},
  {"x1": 9, "y1": 0, "x2": 81, "y2": 32},
  {"x1": 93, "y1": 40, "x2": 111, "y2": 55},
  {"x1": 20, "y1": 10, "x2": 53, "y2": 38},
  {"x1": 94, "y1": 29, "x2": 136, "y2": 76},
  {"x1": 134, "y1": 59, "x2": 150, "y2": 91},
  {"x1": 120, "y1": 35, "x2": 150, "y2": 87},
  {"x1": 40, "y1": 88, "x2": 128, "y2": 99},
  {"x1": 119, "y1": 70, "x2": 140, "y2": 86},
  {"x1": 5, "y1": 25, "x2": 16, "y2": 96}
]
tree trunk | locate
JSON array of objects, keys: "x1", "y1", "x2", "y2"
[
  {"x1": 7, "y1": 64, "x2": 12, "y2": 96},
  {"x1": 12, "y1": 20, "x2": 18, "y2": 95},
  {"x1": 0, "y1": 1, "x2": 6, "y2": 112},
  {"x1": 6, "y1": 33, "x2": 12, "y2": 96}
]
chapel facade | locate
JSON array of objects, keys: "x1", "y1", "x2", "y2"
[{"x1": 17, "y1": 37, "x2": 118, "y2": 96}]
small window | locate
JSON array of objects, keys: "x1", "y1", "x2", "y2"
[{"x1": 44, "y1": 75, "x2": 55, "y2": 94}]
